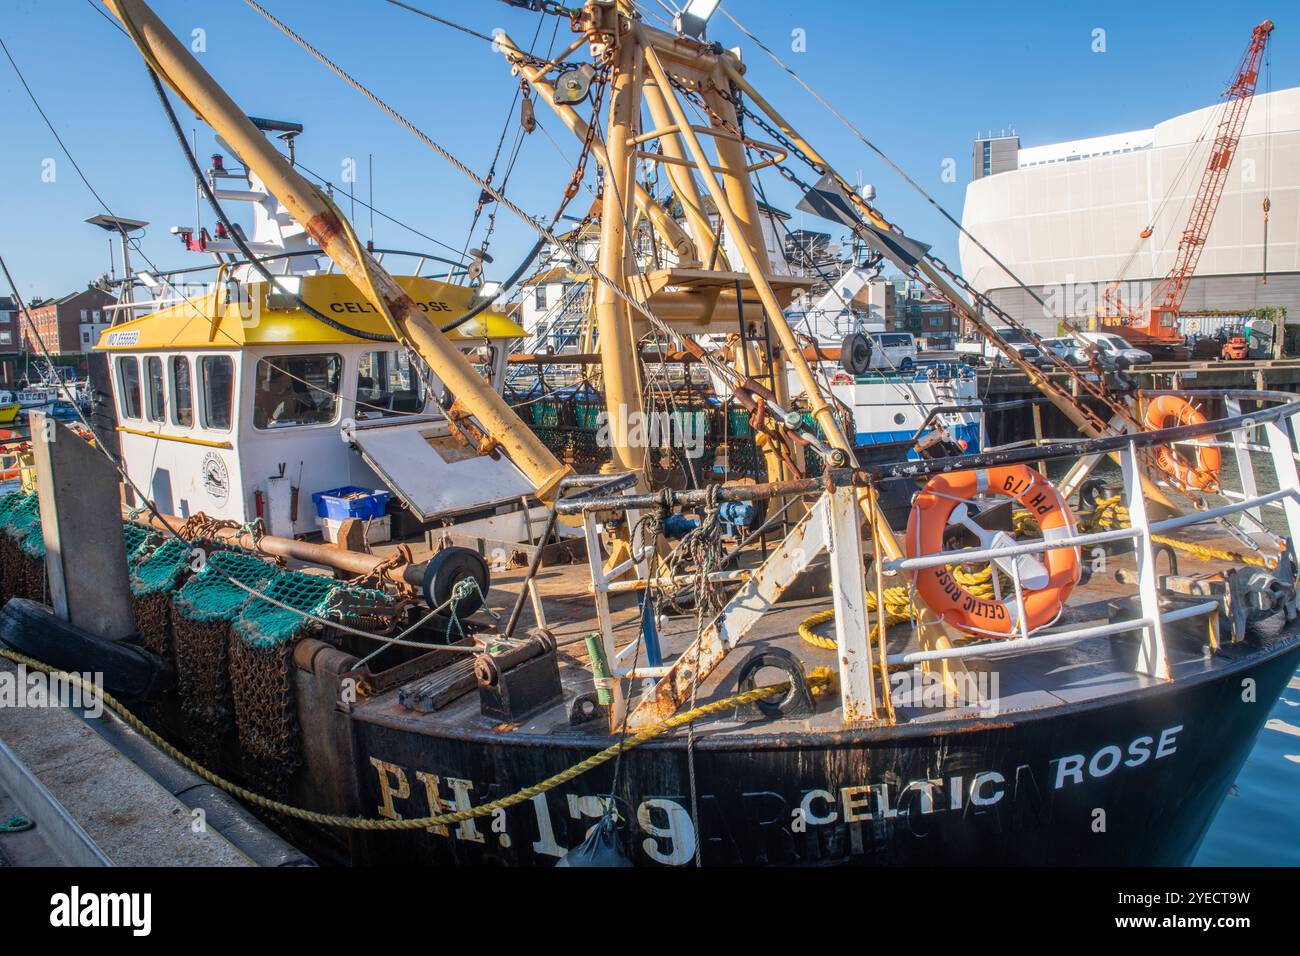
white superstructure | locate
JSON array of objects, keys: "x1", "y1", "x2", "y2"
[{"x1": 960, "y1": 87, "x2": 1300, "y2": 334}]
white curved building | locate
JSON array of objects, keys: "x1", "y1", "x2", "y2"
[{"x1": 959, "y1": 88, "x2": 1300, "y2": 336}]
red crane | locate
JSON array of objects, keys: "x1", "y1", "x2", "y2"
[{"x1": 1104, "y1": 19, "x2": 1273, "y2": 349}]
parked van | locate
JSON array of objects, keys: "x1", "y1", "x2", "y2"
[
  {"x1": 983, "y1": 327, "x2": 1046, "y2": 367},
  {"x1": 870, "y1": 331, "x2": 918, "y2": 370}
]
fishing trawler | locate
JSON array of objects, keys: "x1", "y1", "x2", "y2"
[{"x1": 0, "y1": 0, "x2": 1296, "y2": 870}]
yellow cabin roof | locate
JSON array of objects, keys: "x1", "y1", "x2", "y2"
[{"x1": 95, "y1": 274, "x2": 524, "y2": 351}]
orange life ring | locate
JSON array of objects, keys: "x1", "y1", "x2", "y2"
[
  {"x1": 905, "y1": 465, "x2": 1080, "y2": 637},
  {"x1": 1143, "y1": 395, "x2": 1220, "y2": 492}
]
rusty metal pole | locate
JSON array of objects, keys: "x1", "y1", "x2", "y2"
[
  {"x1": 105, "y1": 0, "x2": 569, "y2": 499},
  {"x1": 133, "y1": 510, "x2": 428, "y2": 589},
  {"x1": 592, "y1": 9, "x2": 648, "y2": 476}
]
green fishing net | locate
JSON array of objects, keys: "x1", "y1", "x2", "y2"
[
  {"x1": 18, "y1": 524, "x2": 44, "y2": 559},
  {"x1": 2, "y1": 493, "x2": 39, "y2": 540},
  {"x1": 130, "y1": 537, "x2": 192, "y2": 597},
  {"x1": 124, "y1": 522, "x2": 158, "y2": 562},
  {"x1": 232, "y1": 570, "x2": 341, "y2": 649},
  {"x1": 172, "y1": 550, "x2": 277, "y2": 623},
  {"x1": 0, "y1": 491, "x2": 29, "y2": 528}
]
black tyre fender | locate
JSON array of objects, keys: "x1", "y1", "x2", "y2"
[
  {"x1": 421, "y1": 547, "x2": 490, "y2": 619},
  {"x1": 0, "y1": 598, "x2": 173, "y2": 700}
]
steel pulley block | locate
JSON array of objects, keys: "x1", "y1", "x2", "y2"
[{"x1": 554, "y1": 63, "x2": 596, "y2": 105}]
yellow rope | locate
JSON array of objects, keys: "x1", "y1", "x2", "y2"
[
  {"x1": 798, "y1": 565, "x2": 996, "y2": 650},
  {"x1": 800, "y1": 491, "x2": 1276, "y2": 651},
  {"x1": 1082, "y1": 495, "x2": 1276, "y2": 570},
  {"x1": 0, "y1": 644, "x2": 802, "y2": 831}
]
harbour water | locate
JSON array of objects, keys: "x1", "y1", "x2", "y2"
[{"x1": 1196, "y1": 667, "x2": 1300, "y2": 865}]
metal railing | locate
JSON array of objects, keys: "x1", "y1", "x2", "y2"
[{"x1": 567, "y1": 389, "x2": 1300, "y2": 724}]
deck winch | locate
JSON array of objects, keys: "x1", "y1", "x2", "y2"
[{"x1": 474, "y1": 629, "x2": 562, "y2": 722}]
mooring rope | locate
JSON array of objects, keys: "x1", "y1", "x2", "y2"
[{"x1": 0, "y1": 644, "x2": 807, "y2": 832}]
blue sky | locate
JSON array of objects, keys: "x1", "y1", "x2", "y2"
[{"x1": 0, "y1": 0, "x2": 1293, "y2": 302}]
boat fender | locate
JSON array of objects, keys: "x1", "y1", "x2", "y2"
[
  {"x1": 422, "y1": 547, "x2": 490, "y2": 621},
  {"x1": 733, "y1": 647, "x2": 814, "y2": 721},
  {"x1": 0, "y1": 598, "x2": 173, "y2": 700},
  {"x1": 1077, "y1": 477, "x2": 1116, "y2": 512},
  {"x1": 555, "y1": 811, "x2": 631, "y2": 867}
]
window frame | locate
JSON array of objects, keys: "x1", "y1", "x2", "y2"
[
  {"x1": 355, "y1": 349, "x2": 427, "y2": 420},
  {"x1": 116, "y1": 355, "x2": 142, "y2": 421},
  {"x1": 170, "y1": 355, "x2": 194, "y2": 428},
  {"x1": 251, "y1": 352, "x2": 344, "y2": 431},
  {"x1": 198, "y1": 354, "x2": 235, "y2": 433},
  {"x1": 143, "y1": 355, "x2": 166, "y2": 423}
]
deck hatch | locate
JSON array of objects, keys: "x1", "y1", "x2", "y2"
[{"x1": 348, "y1": 420, "x2": 534, "y2": 520}]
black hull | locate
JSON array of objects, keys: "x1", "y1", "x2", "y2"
[{"x1": 346, "y1": 632, "x2": 1300, "y2": 866}]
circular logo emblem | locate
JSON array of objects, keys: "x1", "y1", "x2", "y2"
[{"x1": 200, "y1": 451, "x2": 230, "y2": 505}]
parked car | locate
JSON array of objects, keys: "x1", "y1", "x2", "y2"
[
  {"x1": 869, "y1": 331, "x2": 918, "y2": 371},
  {"x1": 984, "y1": 327, "x2": 1047, "y2": 367},
  {"x1": 1041, "y1": 336, "x2": 1086, "y2": 364},
  {"x1": 1075, "y1": 331, "x2": 1153, "y2": 367}
]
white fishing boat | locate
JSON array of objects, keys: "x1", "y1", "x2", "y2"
[{"x1": 94, "y1": 129, "x2": 552, "y2": 548}]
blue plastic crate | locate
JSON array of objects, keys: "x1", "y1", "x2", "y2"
[{"x1": 311, "y1": 486, "x2": 392, "y2": 521}]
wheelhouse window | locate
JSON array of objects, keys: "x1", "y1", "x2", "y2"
[
  {"x1": 116, "y1": 356, "x2": 142, "y2": 420},
  {"x1": 355, "y1": 350, "x2": 426, "y2": 419},
  {"x1": 171, "y1": 356, "x2": 193, "y2": 427},
  {"x1": 253, "y1": 353, "x2": 342, "y2": 429},
  {"x1": 199, "y1": 355, "x2": 234, "y2": 431},
  {"x1": 145, "y1": 356, "x2": 165, "y2": 423}
]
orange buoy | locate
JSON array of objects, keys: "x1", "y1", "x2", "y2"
[
  {"x1": 905, "y1": 465, "x2": 1081, "y2": 638},
  {"x1": 1143, "y1": 395, "x2": 1221, "y2": 492}
]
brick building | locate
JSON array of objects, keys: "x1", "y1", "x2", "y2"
[
  {"x1": 898, "y1": 295, "x2": 959, "y2": 343},
  {"x1": 0, "y1": 296, "x2": 17, "y2": 350},
  {"x1": 22, "y1": 286, "x2": 116, "y2": 355}
]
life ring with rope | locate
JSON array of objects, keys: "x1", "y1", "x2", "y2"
[
  {"x1": 1143, "y1": 395, "x2": 1221, "y2": 492},
  {"x1": 905, "y1": 465, "x2": 1081, "y2": 637}
]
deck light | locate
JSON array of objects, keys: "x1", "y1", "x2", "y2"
[
  {"x1": 266, "y1": 274, "x2": 302, "y2": 311},
  {"x1": 676, "y1": 0, "x2": 721, "y2": 39}
]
